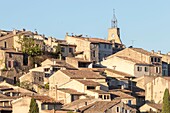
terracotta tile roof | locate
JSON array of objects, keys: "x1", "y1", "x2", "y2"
[
  {"x1": 162, "y1": 77, "x2": 170, "y2": 81},
  {"x1": 105, "y1": 68, "x2": 133, "y2": 77},
  {"x1": 67, "y1": 57, "x2": 92, "y2": 63},
  {"x1": 130, "y1": 48, "x2": 160, "y2": 57},
  {"x1": 77, "y1": 80, "x2": 100, "y2": 86},
  {"x1": 89, "y1": 90, "x2": 110, "y2": 94},
  {"x1": 79, "y1": 100, "x2": 121, "y2": 113},
  {"x1": 58, "y1": 88, "x2": 86, "y2": 95},
  {"x1": 0, "y1": 31, "x2": 33, "y2": 41},
  {"x1": 116, "y1": 56, "x2": 150, "y2": 65},
  {"x1": 109, "y1": 91, "x2": 135, "y2": 99},
  {"x1": 147, "y1": 102, "x2": 162, "y2": 110},
  {"x1": 32, "y1": 95, "x2": 61, "y2": 104},
  {"x1": 72, "y1": 36, "x2": 112, "y2": 44},
  {"x1": 60, "y1": 70, "x2": 105, "y2": 79},
  {"x1": 49, "y1": 59, "x2": 77, "y2": 70},
  {"x1": 62, "y1": 98, "x2": 99, "y2": 110}
]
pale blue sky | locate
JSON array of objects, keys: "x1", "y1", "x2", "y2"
[{"x1": 0, "y1": 0, "x2": 170, "y2": 53}]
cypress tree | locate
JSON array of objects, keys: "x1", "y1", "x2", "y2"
[
  {"x1": 162, "y1": 88, "x2": 170, "y2": 113},
  {"x1": 29, "y1": 97, "x2": 39, "y2": 113}
]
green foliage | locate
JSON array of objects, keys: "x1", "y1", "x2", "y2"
[
  {"x1": 20, "y1": 81, "x2": 32, "y2": 90},
  {"x1": 53, "y1": 45, "x2": 62, "y2": 59},
  {"x1": 162, "y1": 88, "x2": 170, "y2": 113},
  {"x1": 17, "y1": 35, "x2": 42, "y2": 57},
  {"x1": 44, "y1": 83, "x2": 49, "y2": 90},
  {"x1": 29, "y1": 98, "x2": 39, "y2": 113}
]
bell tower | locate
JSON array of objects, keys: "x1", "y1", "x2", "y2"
[{"x1": 107, "y1": 9, "x2": 122, "y2": 44}]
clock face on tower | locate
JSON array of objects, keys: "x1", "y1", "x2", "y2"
[{"x1": 112, "y1": 34, "x2": 115, "y2": 38}]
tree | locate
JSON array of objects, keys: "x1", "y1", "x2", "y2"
[
  {"x1": 29, "y1": 97, "x2": 39, "y2": 113},
  {"x1": 17, "y1": 35, "x2": 42, "y2": 57},
  {"x1": 53, "y1": 44, "x2": 62, "y2": 59},
  {"x1": 162, "y1": 88, "x2": 170, "y2": 113}
]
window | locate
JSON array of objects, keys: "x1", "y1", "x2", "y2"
[
  {"x1": 61, "y1": 47, "x2": 65, "y2": 52},
  {"x1": 99, "y1": 95, "x2": 102, "y2": 98},
  {"x1": 128, "y1": 100, "x2": 131, "y2": 105},
  {"x1": 137, "y1": 66, "x2": 142, "y2": 71},
  {"x1": 107, "y1": 95, "x2": 110, "y2": 99},
  {"x1": 87, "y1": 86, "x2": 95, "y2": 90},
  {"x1": 104, "y1": 44, "x2": 107, "y2": 49},
  {"x1": 8, "y1": 61, "x2": 12, "y2": 68},
  {"x1": 93, "y1": 51, "x2": 95, "y2": 57},
  {"x1": 104, "y1": 95, "x2": 106, "y2": 99},
  {"x1": 4, "y1": 41, "x2": 7, "y2": 48},
  {"x1": 109, "y1": 45, "x2": 111, "y2": 49},
  {"x1": 145, "y1": 67, "x2": 148, "y2": 72},
  {"x1": 151, "y1": 57, "x2": 154, "y2": 62},
  {"x1": 9, "y1": 53, "x2": 12, "y2": 58},
  {"x1": 154, "y1": 57, "x2": 157, "y2": 62},
  {"x1": 39, "y1": 77, "x2": 42, "y2": 81},
  {"x1": 44, "y1": 68, "x2": 50, "y2": 72},
  {"x1": 156, "y1": 67, "x2": 160, "y2": 73},
  {"x1": 23, "y1": 54, "x2": 28, "y2": 66},
  {"x1": 117, "y1": 107, "x2": 119, "y2": 112},
  {"x1": 158, "y1": 58, "x2": 161, "y2": 62},
  {"x1": 69, "y1": 48, "x2": 73, "y2": 53}
]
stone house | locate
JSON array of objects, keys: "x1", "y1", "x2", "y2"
[
  {"x1": 108, "y1": 48, "x2": 162, "y2": 76},
  {"x1": 132, "y1": 75, "x2": 156, "y2": 90},
  {"x1": 109, "y1": 90, "x2": 136, "y2": 106},
  {"x1": 104, "y1": 68, "x2": 134, "y2": 89},
  {"x1": 0, "y1": 29, "x2": 44, "y2": 51},
  {"x1": 153, "y1": 50, "x2": 170, "y2": 76},
  {"x1": 43, "y1": 37, "x2": 76, "y2": 58},
  {"x1": 0, "y1": 81, "x2": 34, "y2": 97},
  {"x1": 65, "y1": 34, "x2": 113, "y2": 63},
  {"x1": 12, "y1": 95, "x2": 63, "y2": 113},
  {"x1": 49, "y1": 70, "x2": 109, "y2": 103},
  {"x1": 145, "y1": 76, "x2": 170, "y2": 103},
  {"x1": 79, "y1": 100, "x2": 136, "y2": 113},
  {"x1": 0, "y1": 48, "x2": 29, "y2": 84},
  {"x1": 19, "y1": 71, "x2": 44, "y2": 86},
  {"x1": 101, "y1": 55, "x2": 153, "y2": 77},
  {"x1": 66, "y1": 57, "x2": 92, "y2": 68},
  {"x1": 139, "y1": 102, "x2": 162, "y2": 113}
]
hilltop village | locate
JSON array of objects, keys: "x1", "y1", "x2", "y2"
[{"x1": 0, "y1": 15, "x2": 168, "y2": 113}]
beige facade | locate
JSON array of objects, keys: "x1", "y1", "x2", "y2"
[
  {"x1": 19, "y1": 71, "x2": 44, "y2": 86},
  {"x1": 12, "y1": 96, "x2": 62, "y2": 113},
  {"x1": 108, "y1": 28, "x2": 122, "y2": 44},
  {"x1": 145, "y1": 77, "x2": 170, "y2": 103},
  {"x1": 44, "y1": 37, "x2": 76, "y2": 58},
  {"x1": 139, "y1": 103, "x2": 162, "y2": 112},
  {"x1": 66, "y1": 57, "x2": 92, "y2": 68},
  {"x1": 101, "y1": 56, "x2": 152, "y2": 77},
  {"x1": 49, "y1": 70, "x2": 109, "y2": 103},
  {"x1": 102, "y1": 48, "x2": 162, "y2": 76},
  {"x1": 65, "y1": 34, "x2": 113, "y2": 62}
]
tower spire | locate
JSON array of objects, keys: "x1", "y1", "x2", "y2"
[{"x1": 111, "y1": 9, "x2": 118, "y2": 28}]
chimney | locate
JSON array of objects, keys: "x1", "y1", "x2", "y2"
[
  {"x1": 13, "y1": 29, "x2": 17, "y2": 35},
  {"x1": 167, "y1": 52, "x2": 170, "y2": 56},
  {"x1": 151, "y1": 50, "x2": 154, "y2": 54},
  {"x1": 66, "y1": 32, "x2": 68, "y2": 36},
  {"x1": 15, "y1": 47, "x2": 19, "y2": 52},
  {"x1": 53, "y1": 60, "x2": 56, "y2": 65},
  {"x1": 22, "y1": 28, "x2": 26, "y2": 31},
  {"x1": 35, "y1": 64, "x2": 37, "y2": 68},
  {"x1": 59, "y1": 54, "x2": 62, "y2": 60},
  {"x1": 157, "y1": 51, "x2": 161, "y2": 55}
]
